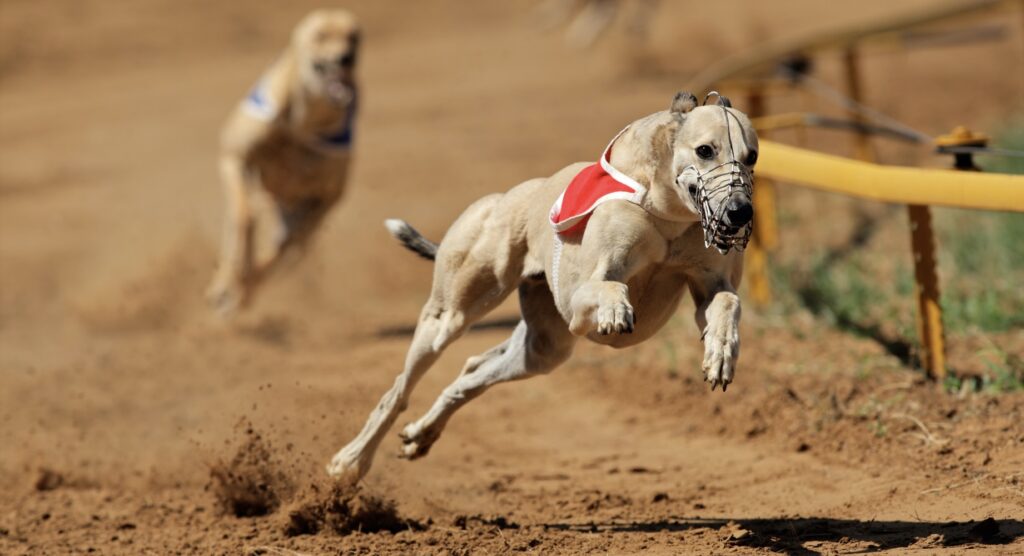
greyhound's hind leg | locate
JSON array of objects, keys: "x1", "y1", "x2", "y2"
[
  {"x1": 326, "y1": 306, "x2": 460, "y2": 482},
  {"x1": 327, "y1": 253, "x2": 519, "y2": 482},
  {"x1": 399, "y1": 277, "x2": 575, "y2": 459}
]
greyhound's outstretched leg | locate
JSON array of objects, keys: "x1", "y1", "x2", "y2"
[
  {"x1": 326, "y1": 303, "x2": 465, "y2": 482},
  {"x1": 327, "y1": 198, "x2": 524, "y2": 482},
  {"x1": 399, "y1": 277, "x2": 576, "y2": 459}
]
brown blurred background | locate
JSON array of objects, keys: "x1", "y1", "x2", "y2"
[{"x1": 1, "y1": 1, "x2": 1022, "y2": 553}]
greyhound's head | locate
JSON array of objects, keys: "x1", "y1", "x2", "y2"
[
  {"x1": 623, "y1": 92, "x2": 758, "y2": 253},
  {"x1": 292, "y1": 10, "x2": 360, "y2": 103},
  {"x1": 669, "y1": 93, "x2": 758, "y2": 253}
]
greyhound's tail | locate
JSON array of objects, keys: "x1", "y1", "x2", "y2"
[{"x1": 384, "y1": 219, "x2": 438, "y2": 261}]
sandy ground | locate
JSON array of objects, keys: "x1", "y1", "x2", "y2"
[{"x1": 1, "y1": 1, "x2": 1023, "y2": 554}]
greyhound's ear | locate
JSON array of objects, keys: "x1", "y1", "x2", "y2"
[
  {"x1": 670, "y1": 91, "x2": 698, "y2": 114},
  {"x1": 715, "y1": 95, "x2": 732, "y2": 108}
]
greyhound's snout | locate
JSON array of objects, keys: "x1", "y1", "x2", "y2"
[
  {"x1": 338, "y1": 51, "x2": 356, "y2": 68},
  {"x1": 724, "y1": 195, "x2": 752, "y2": 228}
]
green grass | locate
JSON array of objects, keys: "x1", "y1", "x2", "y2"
[
  {"x1": 935, "y1": 209, "x2": 1024, "y2": 333},
  {"x1": 935, "y1": 119, "x2": 1024, "y2": 333},
  {"x1": 786, "y1": 208, "x2": 1024, "y2": 337},
  {"x1": 779, "y1": 251, "x2": 918, "y2": 366},
  {"x1": 982, "y1": 351, "x2": 1024, "y2": 393},
  {"x1": 944, "y1": 344, "x2": 1024, "y2": 394}
]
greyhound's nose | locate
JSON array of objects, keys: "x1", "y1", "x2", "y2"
[
  {"x1": 724, "y1": 196, "x2": 753, "y2": 227},
  {"x1": 338, "y1": 52, "x2": 356, "y2": 68}
]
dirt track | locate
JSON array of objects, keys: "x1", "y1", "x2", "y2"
[{"x1": 2, "y1": 1, "x2": 1023, "y2": 554}]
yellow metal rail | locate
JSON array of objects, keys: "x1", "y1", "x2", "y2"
[{"x1": 757, "y1": 140, "x2": 1024, "y2": 212}]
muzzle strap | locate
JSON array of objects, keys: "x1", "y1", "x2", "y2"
[
  {"x1": 690, "y1": 160, "x2": 753, "y2": 253},
  {"x1": 686, "y1": 103, "x2": 755, "y2": 254}
]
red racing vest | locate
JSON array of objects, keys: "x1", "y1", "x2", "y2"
[{"x1": 549, "y1": 127, "x2": 647, "y2": 235}]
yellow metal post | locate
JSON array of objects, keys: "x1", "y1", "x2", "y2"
[
  {"x1": 842, "y1": 47, "x2": 874, "y2": 162},
  {"x1": 907, "y1": 205, "x2": 946, "y2": 380},
  {"x1": 745, "y1": 85, "x2": 776, "y2": 306},
  {"x1": 904, "y1": 126, "x2": 994, "y2": 382},
  {"x1": 843, "y1": 47, "x2": 945, "y2": 379},
  {"x1": 914, "y1": 126, "x2": 988, "y2": 380}
]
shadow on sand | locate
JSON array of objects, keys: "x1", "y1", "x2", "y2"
[{"x1": 542, "y1": 516, "x2": 1022, "y2": 555}]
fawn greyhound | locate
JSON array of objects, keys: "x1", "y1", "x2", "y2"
[
  {"x1": 207, "y1": 10, "x2": 361, "y2": 316},
  {"x1": 328, "y1": 92, "x2": 757, "y2": 483}
]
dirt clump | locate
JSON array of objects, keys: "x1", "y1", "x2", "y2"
[
  {"x1": 282, "y1": 479, "x2": 417, "y2": 536},
  {"x1": 33, "y1": 468, "x2": 64, "y2": 492},
  {"x1": 31, "y1": 467, "x2": 95, "y2": 491},
  {"x1": 208, "y1": 423, "x2": 292, "y2": 518},
  {"x1": 453, "y1": 514, "x2": 520, "y2": 530}
]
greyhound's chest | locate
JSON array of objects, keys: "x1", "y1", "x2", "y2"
[{"x1": 249, "y1": 134, "x2": 351, "y2": 203}]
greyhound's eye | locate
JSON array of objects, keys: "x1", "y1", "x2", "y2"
[
  {"x1": 696, "y1": 145, "x2": 714, "y2": 160},
  {"x1": 745, "y1": 150, "x2": 758, "y2": 165}
]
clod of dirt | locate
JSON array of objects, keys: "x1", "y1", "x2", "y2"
[
  {"x1": 583, "y1": 492, "x2": 631, "y2": 511},
  {"x1": 651, "y1": 492, "x2": 669, "y2": 503},
  {"x1": 453, "y1": 514, "x2": 519, "y2": 530},
  {"x1": 913, "y1": 533, "x2": 945, "y2": 548},
  {"x1": 722, "y1": 521, "x2": 754, "y2": 544},
  {"x1": 208, "y1": 424, "x2": 292, "y2": 518},
  {"x1": 628, "y1": 466, "x2": 657, "y2": 474},
  {"x1": 34, "y1": 468, "x2": 64, "y2": 491},
  {"x1": 282, "y1": 480, "x2": 417, "y2": 536}
]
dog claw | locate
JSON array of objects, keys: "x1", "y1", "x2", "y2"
[{"x1": 594, "y1": 301, "x2": 634, "y2": 336}]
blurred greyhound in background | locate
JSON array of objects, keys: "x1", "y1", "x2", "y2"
[
  {"x1": 328, "y1": 92, "x2": 758, "y2": 483},
  {"x1": 207, "y1": 9, "x2": 360, "y2": 316}
]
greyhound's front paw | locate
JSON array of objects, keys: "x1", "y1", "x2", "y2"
[
  {"x1": 701, "y1": 318, "x2": 739, "y2": 391},
  {"x1": 596, "y1": 300, "x2": 634, "y2": 335},
  {"x1": 569, "y1": 281, "x2": 634, "y2": 335},
  {"x1": 398, "y1": 422, "x2": 438, "y2": 460}
]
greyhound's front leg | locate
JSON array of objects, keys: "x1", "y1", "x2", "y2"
[
  {"x1": 561, "y1": 207, "x2": 664, "y2": 337},
  {"x1": 207, "y1": 154, "x2": 255, "y2": 316},
  {"x1": 692, "y1": 280, "x2": 741, "y2": 391}
]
